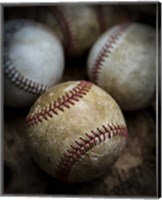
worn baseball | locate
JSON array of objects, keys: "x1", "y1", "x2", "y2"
[
  {"x1": 36, "y1": 5, "x2": 109, "y2": 57},
  {"x1": 26, "y1": 80, "x2": 128, "y2": 183},
  {"x1": 4, "y1": 19, "x2": 64, "y2": 107},
  {"x1": 87, "y1": 23, "x2": 156, "y2": 110}
]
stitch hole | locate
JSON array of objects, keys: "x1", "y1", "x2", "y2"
[
  {"x1": 80, "y1": 92, "x2": 87, "y2": 95},
  {"x1": 47, "y1": 111, "x2": 53, "y2": 118},
  {"x1": 53, "y1": 111, "x2": 58, "y2": 115},
  {"x1": 97, "y1": 127, "x2": 103, "y2": 133},
  {"x1": 75, "y1": 94, "x2": 83, "y2": 98},
  {"x1": 91, "y1": 130, "x2": 99, "y2": 137},
  {"x1": 62, "y1": 94, "x2": 68, "y2": 101},
  {"x1": 59, "y1": 106, "x2": 64, "y2": 112},
  {"x1": 69, "y1": 101, "x2": 75, "y2": 105},
  {"x1": 70, "y1": 144, "x2": 79, "y2": 151},
  {"x1": 69, "y1": 91, "x2": 75, "y2": 96},
  {"x1": 75, "y1": 141, "x2": 82, "y2": 147},
  {"x1": 108, "y1": 124, "x2": 113, "y2": 130},
  {"x1": 43, "y1": 115, "x2": 48, "y2": 120},
  {"x1": 85, "y1": 133, "x2": 93, "y2": 139},
  {"x1": 79, "y1": 137, "x2": 88, "y2": 144},
  {"x1": 102, "y1": 125, "x2": 108, "y2": 132},
  {"x1": 38, "y1": 117, "x2": 43, "y2": 123},
  {"x1": 71, "y1": 97, "x2": 79, "y2": 101},
  {"x1": 73, "y1": 88, "x2": 80, "y2": 93},
  {"x1": 63, "y1": 104, "x2": 70, "y2": 109}
]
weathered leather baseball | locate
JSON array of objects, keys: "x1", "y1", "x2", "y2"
[
  {"x1": 87, "y1": 23, "x2": 156, "y2": 110},
  {"x1": 4, "y1": 19, "x2": 64, "y2": 107},
  {"x1": 26, "y1": 81, "x2": 128, "y2": 183},
  {"x1": 36, "y1": 5, "x2": 104, "y2": 57}
]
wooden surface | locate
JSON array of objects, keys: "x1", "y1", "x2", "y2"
[{"x1": 3, "y1": 3, "x2": 158, "y2": 196}]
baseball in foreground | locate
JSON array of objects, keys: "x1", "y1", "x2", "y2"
[
  {"x1": 87, "y1": 23, "x2": 156, "y2": 111},
  {"x1": 26, "y1": 80, "x2": 128, "y2": 183},
  {"x1": 4, "y1": 19, "x2": 64, "y2": 107}
]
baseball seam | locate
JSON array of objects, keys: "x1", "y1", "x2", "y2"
[
  {"x1": 56, "y1": 123, "x2": 128, "y2": 182},
  {"x1": 95, "y1": 6, "x2": 107, "y2": 33},
  {"x1": 53, "y1": 7, "x2": 75, "y2": 55},
  {"x1": 26, "y1": 81, "x2": 93, "y2": 126},
  {"x1": 4, "y1": 20, "x2": 49, "y2": 95},
  {"x1": 91, "y1": 23, "x2": 130, "y2": 84}
]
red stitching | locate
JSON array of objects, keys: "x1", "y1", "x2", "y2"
[
  {"x1": 26, "y1": 81, "x2": 93, "y2": 126},
  {"x1": 91, "y1": 23, "x2": 131, "y2": 84},
  {"x1": 4, "y1": 64, "x2": 48, "y2": 95},
  {"x1": 4, "y1": 20, "x2": 49, "y2": 95},
  {"x1": 56, "y1": 123, "x2": 128, "y2": 182},
  {"x1": 52, "y1": 7, "x2": 75, "y2": 55}
]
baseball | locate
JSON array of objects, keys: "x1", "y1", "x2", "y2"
[
  {"x1": 36, "y1": 5, "x2": 106, "y2": 57},
  {"x1": 4, "y1": 19, "x2": 64, "y2": 107},
  {"x1": 26, "y1": 80, "x2": 128, "y2": 183},
  {"x1": 87, "y1": 23, "x2": 156, "y2": 110}
]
